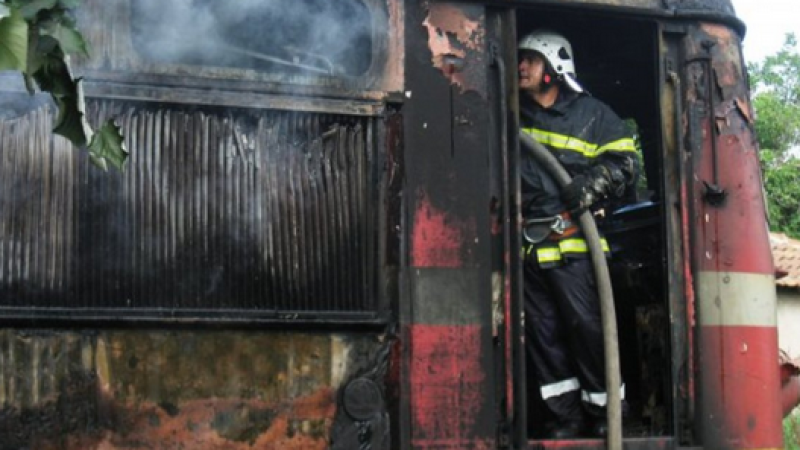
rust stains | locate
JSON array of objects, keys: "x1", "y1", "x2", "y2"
[
  {"x1": 0, "y1": 330, "x2": 382, "y2": 449},
  {"x1": 422, "y1": 3, "x2": 486, "y2": 94},
  {"x1": 380, "y1": 0, "x2": 406, "y2": 93},
  {"x1": 29, "y1": 390, "x2": 335, "y2": 450}
]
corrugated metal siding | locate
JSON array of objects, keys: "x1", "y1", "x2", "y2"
[{"x1": 0, "y1": 98, "x2": 382, "y2": 317}]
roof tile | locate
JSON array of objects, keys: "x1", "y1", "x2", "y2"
[{"x1": 771, "y1": 233, "x2": 800, "y2": 289}]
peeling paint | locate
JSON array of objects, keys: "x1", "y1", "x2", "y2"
[
  {"x1": 734, "y1": 97, "x2": 753, "y2": 124},
  {"x1": 422, "y1": 3, "x2": 486, "y2": 94},
  {"x1": 426, "y1": 4, "x2": 483, "y2": 51}
]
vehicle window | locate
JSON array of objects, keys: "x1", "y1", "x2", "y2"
[{"x1": 130, "y1": 0, "x2": 374, "y2": 77}]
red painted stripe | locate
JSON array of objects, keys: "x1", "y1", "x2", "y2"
[
  {"x1": 698, "y1": 325, "x2": 783, "y2": 448},
  {"x1": 681, "y1": 173, "x2": 697, "y2": 414},
  {"x1": 411, "y1": 191, "x2": 475, "y2": 268},
  {"x1": 695, "y1": 128, "x2": 773, "y2": 275},
  {"x1": 409, "y1": 324, "x2": 492, "y2": 449}
]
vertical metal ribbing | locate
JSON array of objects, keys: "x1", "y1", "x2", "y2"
[
  {"x1": 335, "y1": 122, "x2": 350, "y2": 309},
  {"x1": 0, "y1": 100, "x2": 381, "y2": 316},
  {"x1": 273, "y1": 112, "x2": 289, "y2": 306},
  {"x1": 2, "y1": 117, "x2": 15, "y2": 285},
  {"x1": 0, "y1": 105, "x2": 77, "y2": 298},
  {"x1": 288, "y1": 113, "x2": 300, "y2": 309}
]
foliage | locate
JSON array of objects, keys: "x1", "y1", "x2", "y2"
[
  {"x1": 749, "y1": 33, "x2": 800, "y2": 238},
  {"x1": 748, "y1": 33, "x2": 800, "y2": 157},
  {"x1": 785, "y1": 407, "x2": 800, "y2": 450},
  {"x1": 760, "y1": 150, "x2": 800, "y2": 239},
  {"x1": 0, "y1": 0, "x2": 127, "y2": 171}
]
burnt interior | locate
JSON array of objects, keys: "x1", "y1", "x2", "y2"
[
  {"x1": 130, "y1": 0, "x2": 375, "y2": 77},
  {"x1": 517, "y1": 8, "x2": 670, "y2": 439}
]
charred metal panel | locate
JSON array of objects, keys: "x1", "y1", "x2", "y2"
[
  {"x1": 661, "y1": 0, "x2": 735, "y2": 15},
  {"x1": 0, "y1": 329, "x2": 387, "y2": 449},
  {"x1": 512, "y1": 0, "x2": 735, "y2": 15},
  {"x1": 402, "y1": 2, "x2": 496, "y2": 448},
  {"x1": 0, "y1": 97, "x2": 385, "y2": 322},
  {"x1": 510, "y1": 0, "x2": 742, "y2": 35},
  {"x1": 518, "y1": 0, "x2": 662, "y2": 9},
  {"x1": 661, "y1": 31, "x2": 697, "y2": 443}
]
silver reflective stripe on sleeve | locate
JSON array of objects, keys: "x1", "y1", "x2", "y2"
[
  {"x1": 540, "y1": 377, "x2": 580, "y2": 400},
  {"x1": 581, "y1": 384, "x2": 626, "y2": 407}
]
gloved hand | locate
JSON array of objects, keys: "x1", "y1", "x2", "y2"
[{"x1": 561, "y1": 174, "x2": 597, "y2": 216}]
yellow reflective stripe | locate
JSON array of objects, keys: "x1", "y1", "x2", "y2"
[
  {"x1": 522, "y1": 128, "x2": 599, "y2": 157},
  {"x1": 522, "y1": 128, "x2": 637, "y2": 158},
  {"x1": 528, "y1": 239, "x2": 609, "y2": 264},
  {"x1": 536, "y1": 247, "x2": 562, "y2": 263},
  {"x1": 558, "y1": 238, "x2": 610, "y2": 254},
  {"x1": 597, "y1": 137, "x2": 637, "y2": 154},
  {"x1": 559, "y1": 238, "x2": 588, "y2": 253}
]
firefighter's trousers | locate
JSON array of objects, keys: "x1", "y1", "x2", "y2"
[{"x1": 524, "y1": 257, "x2": 610, "y2": 422}]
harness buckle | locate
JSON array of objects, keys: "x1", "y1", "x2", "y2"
[
  {"x1": 551, "y1": 214, "x2": 569, "y2": 235},
  {"x1": 523, "y1": 213, "x2": 576, "y2": 244},
  {"x1": 523, "y1": 217, "x2": 558, "y2": 244}
]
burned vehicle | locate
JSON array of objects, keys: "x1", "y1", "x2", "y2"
[{"x1": 0, "y1": 0, "x2": 782, "y2": 448}]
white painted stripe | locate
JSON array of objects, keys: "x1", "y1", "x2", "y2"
[
  {"x1": 697, "y1": 271, "x2": 777, "y2": 327},
  {"x1": 582, "y1": 384, "x2": 626, "y2": 407},
  {"x1": 540, "y1": 377, "x2": 580, "y2": 400}
]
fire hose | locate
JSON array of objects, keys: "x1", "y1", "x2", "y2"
[{"x1": 519, "y1": 131, "x2": 623, "y2": 449}]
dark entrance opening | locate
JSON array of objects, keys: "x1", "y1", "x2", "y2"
[{"x1": 516, "y1": 6, "x2": 670, "y2": 440}]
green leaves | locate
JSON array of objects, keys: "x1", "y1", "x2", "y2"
[
  {"x1": 0, "y1": 6, "x2": 28, "y2": 71},
  {"x1": 761, "y1": 151, "x2": 800, "y2": 239},
  {"x1": 51, "y1": 73, "x2": 91, "y2": 146},
  {"x1": 749, "y1": 33, "x2": 800, "y2": 156},
  {"x1": 89, "y1": 120, "x2": 128, "y2": 172},
  {"x1": 18, "y1": 0, "x2": 59, "y2": 20},
  {"x1": 752, "y1": 92, "x2": 800, "y2": 153},
  {"x1": 0, "y1": 0, "x2": 126, "y2": 171},
  {"x1": 41, "y1": 18, "x2": 88, "y2": 56}
]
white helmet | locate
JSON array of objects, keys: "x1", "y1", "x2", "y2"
[{"x1": 518, "y1": 30, "x2": 583, "y2": 93}]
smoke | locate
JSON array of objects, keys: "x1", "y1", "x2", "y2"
[
  {"x1": 0, "y1": 91, "x2": 53, "y2": 120},
  {"x1": 131, "y1": 0, "x2": 379, "y2": 76}
]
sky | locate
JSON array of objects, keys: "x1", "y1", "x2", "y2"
[{"x1": 731, "y1": 0, "x2": 800, "y2": 63}]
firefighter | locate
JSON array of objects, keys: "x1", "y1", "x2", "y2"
[{"x1": 517, "y1": 29, "x2": 638, "y2": 439}]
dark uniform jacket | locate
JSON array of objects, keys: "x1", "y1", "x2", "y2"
[{"x1": 520, "y1": 90, "x2": 639, "y2": 266}]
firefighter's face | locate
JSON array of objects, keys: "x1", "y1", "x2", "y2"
[{"x1": 518, "y1": 51, "x2": 546, "y2": 94}]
